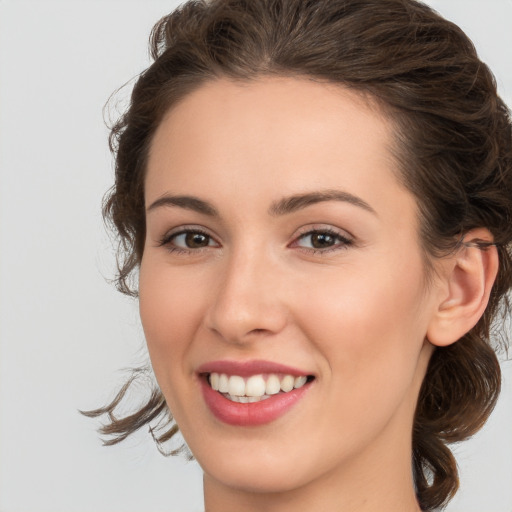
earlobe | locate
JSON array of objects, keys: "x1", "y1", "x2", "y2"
[{"x1": 426, "y1": 229, "x2": 499, "y2": 347}]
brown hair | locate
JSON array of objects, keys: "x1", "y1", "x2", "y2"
[{"x1": 83, "y1": 0, "x2": 512, "y2": 510}]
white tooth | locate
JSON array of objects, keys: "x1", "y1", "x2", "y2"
[
  {"x1": 247, "y1": 396, "x2": 260, "y2": 403},
  {"x1": 210, "y1": 372, "x2": 220, "y2": 391},
  {"x1": 228, "y1": 394, "x2": 239, "y2": 403},
  {"x1": 246, "y1": 375, "x2": 266, "y2": 397},
  {"x1": 294, "y1": 376, "x2": 307, "y2": 389},
  {"x1": 281, "y1": 374, "x2": 295, "y2": 392},
  {"x1": 266, "y1": 374, "x2": 281, "y2": 395},
  {"x1": 238, "y1": 396, "x2": 250, "y2": 403},
  {"x1": 218, "y1": 373, "x2": 229, "y2": 393},
  {"x1": 228, "y1": 375, "x2": 246, "y2": 396}
]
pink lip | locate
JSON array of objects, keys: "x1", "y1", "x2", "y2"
[
  {"x1": 197, "y1": 360, "x2": 314, "y2": 427},
  {"x1": 200, "y1": 379, "x2": 311, "y2": 426},
  {"x1": 197, "y1": 359, "x2": 311, "y2": 377}
]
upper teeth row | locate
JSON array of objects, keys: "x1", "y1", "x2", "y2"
[{"x1": 209, "y1": 373, "x2": 308, "y2": 397}]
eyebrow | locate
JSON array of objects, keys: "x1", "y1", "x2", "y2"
[
  {"x1": 147, "y1": 195, "x2": 219, "y2": 216},
  {"x1": 146, "y1": 189, "x2": 377, "y2": 217},
  {"x1": 269, "y1": 189, "x2": 377, "y2": 216}
]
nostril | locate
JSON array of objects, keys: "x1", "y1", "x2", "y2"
[{"x1": 248, "y1": 328, "x2": 270, "y2": 335}]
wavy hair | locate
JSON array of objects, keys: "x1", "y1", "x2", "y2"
[{"x1": 83, "y1": 1, "x2": 512, "y2": 510}]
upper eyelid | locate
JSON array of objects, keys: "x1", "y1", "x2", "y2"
[
  {"x1": 157, "y1": 229, "x2": 220, "y2": 254},
  {"x1": 292, "y1": 229, "x2": 352, "y2": 246},
  {"x1": 160, "y1": 225, "x2": 220, "y2": 242},
  {"x1": 293, "y1": 224, "x2": 354, "y2": 240},
  {"x1": 287, "y1": 224, "x2": 355, "y2": 253}
]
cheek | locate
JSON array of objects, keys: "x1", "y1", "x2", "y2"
[
  {"x1": 299, "y1": 260, "x2": 426, "y2": 342},
  {"x1": 295, "y1": 256, "x2": 430, "y2": 421},
  {"x1": 138, "y1": 258, "x2": 204, "y2": 391}
]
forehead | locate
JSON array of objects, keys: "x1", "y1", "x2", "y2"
[
  {"x1": 145, "y1": 76, "x2": 414, "y2": 226},
  {"x1": 149, "y1": 76, "x2": 392, "y2": 159}
]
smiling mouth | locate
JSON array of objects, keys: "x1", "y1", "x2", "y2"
[{"x1": 206, "y1": 372, "x2": 315, "y2": 403}]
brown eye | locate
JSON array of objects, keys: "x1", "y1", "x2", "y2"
[
  {"x1": 184, "y1": 232, "x2": 210, "y2": 248},
  {"x1": 310, "y1": 232, "x2": 336, "y2": 248},
  {"x1": 293, "y1": 229, "x2": 353, "y2": 253},
  {"x1": 161, "y1": 230, "x2": 218, "y2": 252}
]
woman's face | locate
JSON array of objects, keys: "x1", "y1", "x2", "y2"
[{"x1": 140, "y1": 77, "x2": 441, "y2": 494}]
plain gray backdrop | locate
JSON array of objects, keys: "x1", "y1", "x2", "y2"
[{"x1": 0, "y1": 1, "x2": 511, "y2": 511}]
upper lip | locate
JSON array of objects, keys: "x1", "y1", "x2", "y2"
[{"x1": 196, "y1": 359, "x2": 313, "y2": 377}]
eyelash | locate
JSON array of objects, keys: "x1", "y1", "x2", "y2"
[
  {"x1": 158, "y1": 227, "x2": 354, "y2": 255},
  {"x1": 158, "y1": 227, "x2": 215, "y2": 255},
  {"x1": 292, "y1": 227, "x2": 353, "y2": 254}
]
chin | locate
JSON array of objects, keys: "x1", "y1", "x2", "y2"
[
  {"x1": 201, "y1": 456, "x2": 315, "y2": 494},
  {"x1": 186, "y1": 426, "x2": 334, "y2": 496}
]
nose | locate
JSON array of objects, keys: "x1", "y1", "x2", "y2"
[{"x1": 204, "y1": 247, "x2": 288, "y2": 345}]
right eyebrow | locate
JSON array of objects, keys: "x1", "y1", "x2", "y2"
[{"x1": 146, "y1": 195, "x2": 219, "y2": 216}]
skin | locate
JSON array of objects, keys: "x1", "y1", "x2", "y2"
[{"x1": 139, "y1": 77, "x2": 496, "y2": 512}]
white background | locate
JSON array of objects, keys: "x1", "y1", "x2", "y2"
[{"x1": 0, "y1": 1, "x2": 511, "y2": 511}]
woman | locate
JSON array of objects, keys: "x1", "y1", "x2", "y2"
[{"x1": 85, "y1": 0, "x2": 512, "y2": 510}]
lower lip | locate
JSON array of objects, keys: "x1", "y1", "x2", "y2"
[{"x1": 200, "y1": 378, "x2": 311, "y2": 426}]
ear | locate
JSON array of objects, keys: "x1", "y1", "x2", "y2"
[{"x1": 426, "y1": 228, "x2": 499, "y2": 347}]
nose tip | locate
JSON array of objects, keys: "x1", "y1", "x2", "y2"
[
  {"x1": 208, "y1": 290, "x2": 286, "y2": 344},
  {"x1": 204, "y1": 257, "x2": 288, "y2": 345}
]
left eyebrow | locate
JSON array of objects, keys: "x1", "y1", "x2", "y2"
[{"x1": 268, "y1": 189, "x2": 377, "y2": 216}]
